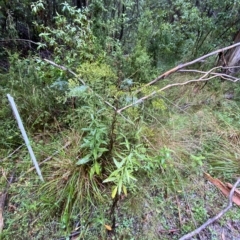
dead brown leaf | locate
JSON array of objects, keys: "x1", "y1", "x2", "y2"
[
  {"x1": 226, "y1": 183, "x2": 240, "y2": 196},
  {"x1": 104, "y1": 224, "x2": 112, "y2": 231},
  {"x1": 204, "y1": 173, "x2": 240, "y2": 206}
]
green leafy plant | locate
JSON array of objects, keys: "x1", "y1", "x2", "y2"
[
  {"x1": 38, "y1": 130, "x2": 105, "y2": 230},
  {"x1": 190, "y1": 154, "x2": 205, "y2": 168},
  {"x1": 76, "y1": 114, "x2": 109, "y2": 179},
  {"x1": 103, "y1": 135, "x2": 148, "y2": 198},
  {"x1": 35, "y1": 3, "x2": 94, "y2": 67}
]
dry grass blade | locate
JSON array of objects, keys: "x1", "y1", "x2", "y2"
[{"x1": 22, "y1": 141, "x2": 72, "y2": 177}]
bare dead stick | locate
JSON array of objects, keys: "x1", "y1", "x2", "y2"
[
  {"x1": 137, "y1": 41, "x2": 240, "y2": 90},
  {"x1": 0, "y1": 145, "x2": 23, "y2": 162},
  {"x1": 178, "y1": 69, "x2": 240, "y2": 82},
  {"x1": 117, "y1": 63, "x2": 240, "y2": 113},
  {"x1": 117, "y1": 74, "x2": 217, "y2": 113},
  {"x1": 44, "y1": 59, "x2": 86, "y2": 85},
  {"x1": 179, "y1": 178, "x2": 240, "y2": 240},
  {"x1": 176, "y1": 195, "x2": 183, "y2": 227},
  {"x1": 159, "y1": 229, "x2": 180, "y2": 233},
  {"x1": 0, "y1": 39, "x2": 40, "y2": 45},
  {"x1": 20, "y1": 141, "x2": 72, "y2": 178}
]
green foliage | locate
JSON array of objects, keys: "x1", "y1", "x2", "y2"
[
  {"x1": 35, "y1": 3, "x2": 94, "y2": 66},
  {"x1": 38, "y1": 131, "x2": 105, "y2": 230},
  {"x1": 0, "y1": 53, "x2": 64, "y2": 149},
  {"x1": 2, "y1": 0, "x2": 240, "y2": 239},
  {"x1": 75, "y1": 61, "x2": 117, "y2": 93},
  {"x1": 190, "y1": 154, "x2": 205, "y2": 168},
  {"x1": 125, "y1": 42, "x2": 156, "y2": 82},
  {"x1": 0, "y1": 92, "x2": 20, "y2": 148},
  {"x1": 135, "y1": 0, "x2": 240, "y2": 67},
  {"x1": 103, "y1": 135, "x2": 145, "y2": 198},
  {"x1": 31, "y1": 0, "x2": 45, "y2": 14},
  {"x1": 89, "y1": 0, "x2": 137, "y2": 47},
  {"x1": 76, "y1": 115, "x2": 108, "y2": 179}
]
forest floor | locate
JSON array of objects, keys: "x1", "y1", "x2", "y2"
[{"x1": 1, "y1": 73, "x2": 240, "y2": 240}]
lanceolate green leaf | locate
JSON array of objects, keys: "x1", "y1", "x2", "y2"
[
  {"x1": 76, "y1": 154, "x2": 92, "y2": 165},
  {"x1": 94, "y1": 162, "x2": 101, "y2": 175},
  {"x1": 113, "y1": 157, "x2": 125, "y2": 169},
  {"x1": 103, "y1": 176, "x2": 117, "y2": 183}
]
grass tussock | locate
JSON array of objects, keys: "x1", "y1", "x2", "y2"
[{"x1": 38, "y1": 130, "x2": 106, "y2": 227}]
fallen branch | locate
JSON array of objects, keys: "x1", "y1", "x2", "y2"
[
  {"x1": 179, "y1": 178, "x2": 240, "y2": 240},
  {"x1": 204, "y1": 173, "x2": 240, "y2": 206},
  {"x1": 136, "y1": 41, "x2": 240, "y2": 90},
  {"x1": 178, "y1": 69, "x2": 240, "y2": 82},
  {"x1": 117, "y1": 66, "x2": 219, "y2": 113},
  {"x1": 0, "y1": 39, "x2": 40, "y2": 45}
]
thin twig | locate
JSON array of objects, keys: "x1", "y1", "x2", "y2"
[
  {"x1": 176, "y1": 195, "x2": 183, "y2": 227},
  {"x1": 179, "y1": 178, "x2": 240, "y2": 240},
  {"x1": 117, "y1": 73, "x2": 217, "y2": 114},
  {"x1": 159, "y1": 229, "x2": 180, "y2": 233},
  {"x1": 0, "y1": 145, "x2": 23, "y2": 162},
  {"x1": 117, "y1": 64, "x2": 240, "y2": 113},
  {"x1": 160, "y1": 94, "x2": 192, "y2": 115},
  {"x1": 142, "y1": 136, "x2": 157, "y2": 150},
  {"x1": 44, "y1": 59, "x2": 86, "y2": 85},
  {"x1": 20, "y1": 141, "x2": 72, "y2": 178},
  {"x1": 0, "y1": 39, "x2": 40, "y2": 45},
  {"x1": 178, "y1": 69, "x2": 240, "y2": 82}
]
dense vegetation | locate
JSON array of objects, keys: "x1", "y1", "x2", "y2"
[{"x1": 1, "y1": 1, "x2": 240, "y2": 239}]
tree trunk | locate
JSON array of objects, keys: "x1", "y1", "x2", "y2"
[{"x1": 217, "y1": 30, "x2": 240, "y2": 75}]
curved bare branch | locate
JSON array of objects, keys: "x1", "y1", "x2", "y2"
[
  {"x1": 136, "y1": 42, "x2": 240, "y2": 90},
  {"x1": 179, "y1": 178, "x2": 240, "y2": 240}
]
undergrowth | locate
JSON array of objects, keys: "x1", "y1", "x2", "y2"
[
  {"x1": 2, "y1": 72, "x2": 240, "y2": 239},
  {"x1": 1, "y1": 4, "x2": 240, "y2": 239}
]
